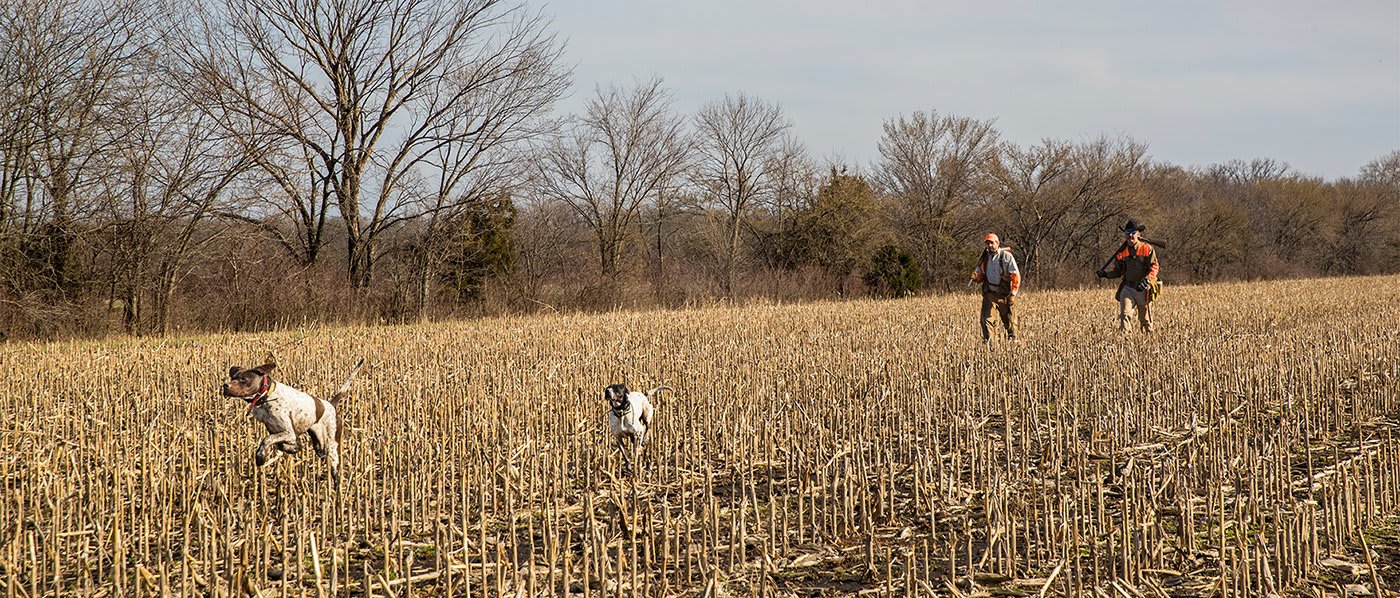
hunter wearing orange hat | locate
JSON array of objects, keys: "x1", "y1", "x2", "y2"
[
  {"x1": 1096, "y1": 219, "x2": 1159, "y2": 333},
  {"x1": 970, "y1": 232, "x2": 1020, "y2": 342}
]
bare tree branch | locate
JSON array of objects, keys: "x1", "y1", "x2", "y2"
[
  {"x1": 533, "y1": 78, "x2": 692, "y2": 281},
  {"x1": 692, "y1": 93, "x2": 788, "y2": 296},
  {"x1": 175, "y1": 0, "x2": 567, "y2": 289}
]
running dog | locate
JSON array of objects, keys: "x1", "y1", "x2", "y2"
[
  {"x1": 604, "y1": 383, "x2": 669, "y2": 473},
  {"x1": 222, "y1": 358, "x2": 363, "y2": 486}
]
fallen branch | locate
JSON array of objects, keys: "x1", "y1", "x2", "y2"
[{"x1": 1038, "y1": 558, "x2": 1066, "y2": 598}]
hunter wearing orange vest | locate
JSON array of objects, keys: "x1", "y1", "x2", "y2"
[
  {"x1": 970, "y1": 233, "x2": 1020, "y2": 342},
  {"x1": 1096, "y1": 219, "x2": 1159, "y2": 333}
]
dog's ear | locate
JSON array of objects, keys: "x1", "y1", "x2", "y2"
[
  {"x1": 228, "y1": 366, "x2": 242, "y2": 379},
  {"x1": 252, "y1": 362, "x2": 277, "y2": 376}
]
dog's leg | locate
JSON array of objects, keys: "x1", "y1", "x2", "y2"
[
  {"x1": 326, "y1": 443, "x2": 341, "y2": 488},
  {"x1": 255, "y1": 436, "x2": 285, "y2": 468},
  {"x1": 615, "y1": 435, "x2": 632, "y2": 477},
  {"x1": 629, "y1": 435, "x2": 640, "y2": 476},
  {"x1": 277, "y1": 435, "x2": 300, "y2": 455},
  {"x1": 307, "y1": 429, "x2": 326, "y2": 457},
  {"x1": 266, "y1": 412, "x2": 300, "y2": 456},
  {"x1": 256, "y1": 429, "x2": 298, "y2": 467},
  {"x1": 317, "y1": 418, "x2": 342, "y2": 488}
]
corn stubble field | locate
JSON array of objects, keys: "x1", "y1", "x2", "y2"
[{"x1": 3, "y1": 276, "x2": 1399, "y2": 597}]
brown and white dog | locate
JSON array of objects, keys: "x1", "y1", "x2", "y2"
[{"x1": 222, "y1": 358, "x2": 363, "y2": 486}]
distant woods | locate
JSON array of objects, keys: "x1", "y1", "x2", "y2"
[{"x1": 1, "y1": 0, "x2": 1397, "y2": 339}]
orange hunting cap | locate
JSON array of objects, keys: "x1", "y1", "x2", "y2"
[{"x1": 984, "y1": 233, "x2": 999, "y2": 244}]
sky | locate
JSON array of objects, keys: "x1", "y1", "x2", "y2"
[{"x1": 542, "y1": 0, "x2": 1399, "y2": 180}]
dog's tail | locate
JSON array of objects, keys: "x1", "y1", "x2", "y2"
[
  {"x1": 331, "y1": 357, "x2": 365, "y2": 406},
  {"x1": 646, "y1": 385, "x2": 673, "y2": 398}
]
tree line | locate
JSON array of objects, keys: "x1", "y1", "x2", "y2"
[{"x1": 2, "y1": 0, "x2": 1397, "y2": 340}]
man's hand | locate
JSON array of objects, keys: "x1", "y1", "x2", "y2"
[
  {"x1": 1008, "y1": 294, "x2": 1018, "y2": 306},
  {"x1": 1134, "y1": 279, "x2": 1151, "y2": 292},
  {"x1": 1095, "y1": 269, "x2": 1107, "y2": 279}
]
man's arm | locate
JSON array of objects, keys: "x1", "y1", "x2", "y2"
[
  {"x1": 1100, "y1": 256, "x2": 1125, "y2": 279},
  {"x1": 970, "y1": 253, "x2": 987, "y2": 283},
  {"x1": 1096, "y1": 240, "x2": 1129, "y2": 279},
  {"x1": 1006, "y1": 253, "x2": 1021, "y2": 294}
]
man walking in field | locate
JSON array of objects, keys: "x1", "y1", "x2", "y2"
[
  {"x1": 970, "y1": 233, "x2": 1020, "y2": 342},
  {"x1": 1096, "y1": 219, "x2": 1159, "y2": 333}
]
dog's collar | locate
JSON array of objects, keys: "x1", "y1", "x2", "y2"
[
  {"x1": 245, "y1": 376, "x2": 275, "y2": 415},
  {"x1": 610, "y1": 397, "x2": 630, "y2": 417}
]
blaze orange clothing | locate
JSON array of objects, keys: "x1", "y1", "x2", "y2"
[
  {"x1": 1102, "y1": 241, "x2": 1158, "y2": 284},
  {"x1": 971, "y1": 248, "x2": 1021, "y2": 295}
]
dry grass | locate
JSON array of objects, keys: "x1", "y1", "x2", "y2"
[{"x1": 2, "y1": 275, "x2": 1398, "y2": 597}]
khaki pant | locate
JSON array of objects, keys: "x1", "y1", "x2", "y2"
[
  {"x1": 980, "y1": 292, "x2": 1016, "y2": 341},
  {"x1": 1118, "y1": 285, "x2": 1153, "y2": 333}
]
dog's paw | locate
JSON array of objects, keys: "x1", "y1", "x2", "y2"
[{"x1": 255, "y1": 447, "x2": 283, "y2": 468}]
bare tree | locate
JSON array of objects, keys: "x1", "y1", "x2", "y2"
[
  {"x1": 96, "y1": 46, "x2": 251, "y2": 334},
  {"x1": 0, "y1": 6, "x2": 35, "y2": 232},
  {"x1": 181, "y1": 0, "x2": 568, "y2": 290},
  {"x1": 511, "y1": 193, "x2": 584, "y2": 306},
  {"x1": 873, "y1": 110, "x2": 1000, "y2": 287},
  {"x1": 988, "y1": 136, "x2": 1149, "y2": 284},
  {"x1": 692, "y1": 93, "x2": 789, "y2": 297},
  {"x1": 215, "y1": 127, "x2": 338, "y2": 268},
  {"x1": 1359, "y1": 150, "x2": 1400, "y2": 190},
  {"x1": 1145, "y1": 165, "x2": 1247, "y2": 281},
  {"x1": 404, "y1": 49, "x2": 567, "y2": 318},
  {"x1": 1204, "y1": 158, "x2": 1292, "y2": 186},
  {"x1": 750, "y1": 136, "x2": 818, "y2": 272},
  {"x1": 1342, "y1": 150, "x2": 1400, "y2": 272},
  {"x1": 0, "y1": 0, "x2": 147, "y2": 297},
  {"x1": 1318, "y1": 179, "x2": 1392, "y2": 275},
  {"x1": 533, "y1": 78, "x2": 691, "y2": 281}
]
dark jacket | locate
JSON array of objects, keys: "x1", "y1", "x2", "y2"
[{"x1": 1103, "y1": 241, "x2": 1158, "y2": 285}]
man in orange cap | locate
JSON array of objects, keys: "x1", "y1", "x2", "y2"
[{"x1": 970, "y1": 232, "x2": 1020, "y2": 342}]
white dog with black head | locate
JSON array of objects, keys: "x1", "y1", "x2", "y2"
[
  {"x1": 222, "y1": 358, "x2": 363, "y2": 486},
  {"x1": 604, "y1": 383, "x2": 669, "y2": 474}
]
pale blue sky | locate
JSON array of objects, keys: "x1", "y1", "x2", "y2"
[{"x1": 543, "y1": 1, "x2": 1399, "y2": 180}]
